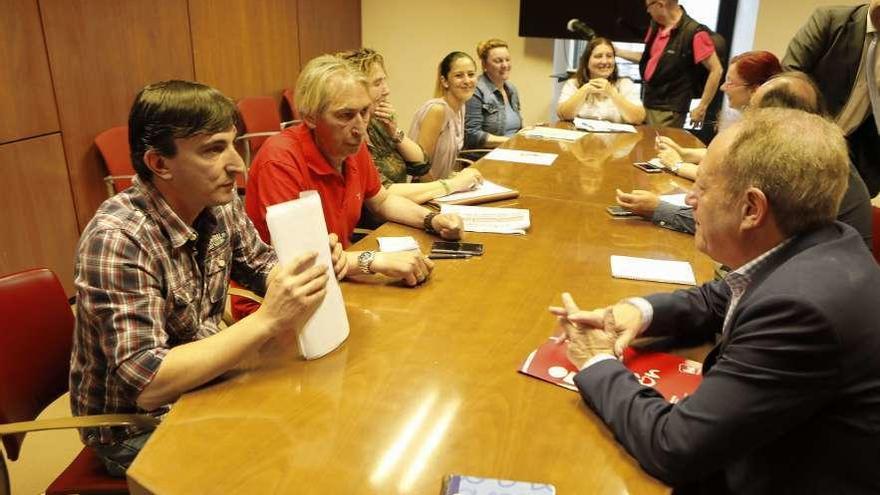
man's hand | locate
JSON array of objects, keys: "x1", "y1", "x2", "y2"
[
  {"x1": 549, "y1": 293, "x2": 645, "y2": 362},
  {"x1": 257, "y1": 252, "x2": 329, "y2": 336},
  {"x1": 370, "y1": 251, "x2": 434, "y2": 286},
  {"x1": 689, "y1": 105, "x2": 708, "y2": 126},
  {"x1": 616, "y1": 189, "x2": 660, "y2": 218},
  {"x1": 373, "y1": 100, "x2": 398, "y2": 136},
  {"x1": 328, "y1": 233, "x2": 347, "y2": 281},
  {"x1": 549, "y1": 293, "x2": 615, "y2": 368},
  {"x1": 448, "y1": 168, "x2": 483, "y2": 193},
  {"x1": 432, "y1": 213, "x2": 464, "y2": 240}
]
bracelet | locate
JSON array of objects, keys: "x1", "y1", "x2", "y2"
[
  {"x1": 423, "y1": 212, "x2": 440, "y2": 234},
  {"x1": 391, "y1": 128, "x2": 405, "y2": 144},
  {"x1": 438, "y1": 179, "x2": 451, "y2": 194}
]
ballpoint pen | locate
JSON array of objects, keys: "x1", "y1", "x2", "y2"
[{"x1": 428, "y1": 253, "x2": 472, "y2": 259}]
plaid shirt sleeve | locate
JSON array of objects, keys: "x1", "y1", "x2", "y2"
[
  {"x1": 227, "y1": 194, "x2": 278, "y2": 295},
  {"x1": 76, "y1": 227, "x2": 172, "y2": 401}
]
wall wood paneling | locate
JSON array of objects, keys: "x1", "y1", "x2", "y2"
[
  {"x1": 189, "y1": 0, "x2": 302, "y2": 100},
  {"x1": 297, "y1": 0, "x2": 362, "y2": 64},
  {"x1": 40, "y1": 0, "x2": 196, "y2": 230},
  {"x1": 0, "y1": 0, "x2": 59, "y2": 143},
  {"x1": 0, "y1": 134, "x2": 79, "y2": 295}
]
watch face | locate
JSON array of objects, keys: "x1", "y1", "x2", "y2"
[{"x1": 358, "y1": 251, "x2": 375, "y2": 274}]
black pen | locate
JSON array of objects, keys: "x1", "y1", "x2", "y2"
[{"x1": 428, "y1": 253, "x2": 472, "y2": 259}]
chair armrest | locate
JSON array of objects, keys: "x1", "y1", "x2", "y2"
[
  {"x1": 454, "y1": 157, "x2": 476, "y2": 170},
  {"x1": 459, "y1": 148, "x2": 493, "y2": 154},
  {"x1": 0, "y1": 413, "x2": 159, "y2": 437},
  {"x1": 235, "y1": 131, "x2": 280, "y2": 141},
  {"x1": 281, "y1": 119, "x2": 302, "y2": 129}
]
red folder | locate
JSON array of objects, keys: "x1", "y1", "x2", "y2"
[{"x1": 519, "y1": 335, "x2": 703, "y2": 403}]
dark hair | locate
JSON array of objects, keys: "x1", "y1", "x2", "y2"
[
  {"x1": 128, "y1": 80, "x2": 239, "y2": 181},
  {"x1": 757, "y1": 71, "x2": 829, "y2": 117},
  {"x1": 435, "y1": 51, "x2": 475, "y2": 97},
  {"x1": 729, "y1": 50, "x2": 782, "y2": 88},
  {"x1": 575, "y1": 37, "x2": 618, "y2": 87}
]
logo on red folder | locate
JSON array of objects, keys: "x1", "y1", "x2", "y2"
[{"x1": 519, "y1": 335, "x2": 702, "y2": 402}]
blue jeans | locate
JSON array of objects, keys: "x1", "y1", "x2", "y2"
[{"x1": 92, "y1": 431, "x2": 153, "y2": 478}]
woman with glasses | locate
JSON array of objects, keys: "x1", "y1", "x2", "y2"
[{"x1": 655, "y1": 50, "x2": 782, "y2": 178}]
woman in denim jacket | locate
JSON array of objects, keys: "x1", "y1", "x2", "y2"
[{"x1": 465, "y1": 38, "x2": 523, "y2": 149}]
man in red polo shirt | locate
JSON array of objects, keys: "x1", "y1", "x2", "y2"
[
  {"x1": 235, "y1": 55, "x2": 465, "y2": 318},
  {"x1": 617, "y1": 0, "x2": 723, "y2": 128}
]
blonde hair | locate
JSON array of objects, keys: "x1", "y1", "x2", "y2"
[
  {"x1": 476, "y1": 38, "x2": 508, "y2": 63},
  {"x1": 295, "y1": 55, "x2": 368, "y2": 118},
  {"x1": 722, "y1": 108, "x2": 848, "y2": 236},
  {"x1": 336, "y1": 48, "x2": 386, "y2": 77},
  {"x1": 434, "y1": 51, "x2": 475, "y2": 97}
]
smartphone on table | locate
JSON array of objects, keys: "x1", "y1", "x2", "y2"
[
  {"x1": 431, "y1": 241, "x2": 484, "y2": 256},
  {"x1": 606, "y1": 205, "x2": 638, "y2": 217},
  {"x1": 633, "y1": 161, "x2": 663, "y2": 173}
]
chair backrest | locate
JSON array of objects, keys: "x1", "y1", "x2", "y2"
[
  {"x1": 281, "y1": 88, "x2": 301, "y2": 121},
  {"x1": 0, "y1": 269, "x2": 74, "y2": 461},
  {"x1": 872, "y1": 206, "x2": 880, "y2": 263},
  {"x1": 236, "y1": 96, "x2": 282, "y2": 156},
  {"x1": 94, "y1": 125, "x2": 134, "y2": 194}
]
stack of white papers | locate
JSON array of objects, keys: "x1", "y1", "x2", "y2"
[
  {"x1": 266, "y1": 191, "x2": 350, "y2": 359},
  {"x1": 432, "y1": 179, "x2": 517, "y2": 204},
  {"x1": 610, "y1": 255, "x2": 696, "y2": 285},
  {"x1": 483, "y1": 148, "x2": 557, "y2": 166},
  {"x1": 521, "y1": 126, "x2": 587, "y2": 142},
  {"x1": 377, "y1": 236, "x2": 419, "y2": 252},
  {"x1": 573, "y1": 117, "x2": 637, "y2": 134},
  {"x1": 659, "y1": 193, "x2": 690, "y2": 208},
  {"x1": 440, "y1": 204, "x2": 530, "y2": 235}
]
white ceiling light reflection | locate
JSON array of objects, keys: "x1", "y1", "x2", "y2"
[
  {"x1": 369, "y1": 392, "x2": 437, "y2": 485},
  {"x1": 397, "y1": 399, "x2": 461, "y2": 493}
]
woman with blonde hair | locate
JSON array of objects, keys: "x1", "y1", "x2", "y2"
[
  {"x1": 465, "y1": 38, "x2": 522, "y2": 149},
  {"x1": 557, "y1": 37, "x2": 645, "y2": 124},
  {"x1": 409, "y1": 51, "x2": 477, "y2": 180}
]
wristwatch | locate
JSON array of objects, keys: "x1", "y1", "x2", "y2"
[
  {"x1": 391, "y1": 128, "x2": 405, "y2": 144},
  {"x1": 423, "y1": 212, "x2": 440, "y2": 234},
  {"x1": 357, "y1": 251, "x2": 376, "y2": 274}
]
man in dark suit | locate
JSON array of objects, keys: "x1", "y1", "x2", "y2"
[
  {"x1": 552, "y1": 108, "x2": 880, "y2": 494},
  {"x1": 783, "y1": 1, "x2": 880, "y2": 196}
]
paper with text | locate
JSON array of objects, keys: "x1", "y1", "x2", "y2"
[
  {"x1": 573, "y1": 117, "x2": 637, "y2": 134},
  {"x1": 521, "y1": 126, "x2": 587, "y2": 142},
  {"x1": 432, "y1": 179, "x2": 517, "y2": 204},
  {"x1": 483, "y1": 148, "x2": 557, "y2": 166},
  {"x1": 377, "y1": 236, "x2": 419, "y2": 252},
  {"x1": 610, "y1": 255, "x2": 696, "y2": 285},
  {"x1": 440, "y1": 204, "x2": 530, "y2": 235},
  {"x1": 659, "y1": 193, "x2": 690, "y2": 208},
  {"x1": 266, "y1": 191, "x2": 350, "y2": 359}
]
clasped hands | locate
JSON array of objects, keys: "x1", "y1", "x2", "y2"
[{"x1": 548, "y1": 293, "x2": 643, "y2": 369}]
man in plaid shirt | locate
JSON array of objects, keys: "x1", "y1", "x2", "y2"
[{"x1": 70, "y1": 80, "x2": 348, "y2": 476}]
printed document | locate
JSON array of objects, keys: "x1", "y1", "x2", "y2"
[
  {"x1": 440, "y1": 204, "x2": 530, "y2": 235},
  {"x1": 483, "y1": 148, "x2": 557, "y2": 166}
]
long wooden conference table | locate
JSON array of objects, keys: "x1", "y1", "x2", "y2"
[{"x1": 127, "y1": 125, "x2": 713, "y2": 494}]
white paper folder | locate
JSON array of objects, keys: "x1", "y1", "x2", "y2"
[{"x1": 265, "y1": 191, "x2": 350, "y2": 359}]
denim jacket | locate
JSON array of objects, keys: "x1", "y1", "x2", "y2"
[{"x1": 464, "y1": 73, "x2": 521, "y2": 148}]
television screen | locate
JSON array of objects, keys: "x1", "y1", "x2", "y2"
[{"x1": 519, "y1": 0, "x2": 651, "y2": 42}]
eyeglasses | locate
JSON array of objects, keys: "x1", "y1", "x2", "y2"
[
  {"x1": 721, "y1": 80, "x2": 749, "y2": 89},
  {"x1": 646, "y1": 1, "x2": 663, "y2": 10}
]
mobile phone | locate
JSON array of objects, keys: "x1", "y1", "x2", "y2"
[
  {"x1": 633, "y1": 161, "x2": 663, "y2": 173},
  {"x1": 431, "y1": 241, "x2": 484, "y2": 256},
  {"x1": 606, "y1": 205, "x2": 638, "y2": 217}
]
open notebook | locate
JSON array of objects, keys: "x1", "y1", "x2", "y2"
[
  {"x1": 429, "y1": 179, "x2": 519, "y2": 206},
  {"x1": 266, "y1": 191, "x2": 350, "y2": 359}
]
